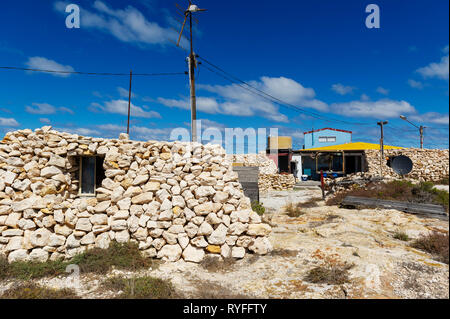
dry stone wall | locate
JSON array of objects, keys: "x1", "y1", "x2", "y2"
[
  {"x1": 226, "y1": 152, "x2": 278, "y2": 175},
  {"x1": 0, "y1": 127, "x2": 273, "y2": 263},
  {"x1": 226, "y1": 152, "x2": 295, "y2": 192},
  {"x1": 365, "y1": 148, "x2": 449, "y2": 182},
  {"x1": 259, "y1": 174, "x2": 296, "y2": 193}
]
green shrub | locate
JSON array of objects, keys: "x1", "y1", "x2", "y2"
[
  {"x1": 393, "y1": 231, "x2": 410, "y2": 241},
  {"x1": 71, "y1": 241, "x2": 156, "y2": 274},
  {"x1": 0, "y1": 241, "x2": 157, "y2": 280},
  {"x1": 251, "y1": 201, "x2": 266, "y2": 216}
]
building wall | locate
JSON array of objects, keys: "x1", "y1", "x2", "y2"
[
  {"x1": 304, "y1": 129, "x2": 352, "y2": 149},
  {"x1": 365, "y1": 148, "x2": 449, "y2": 182}
]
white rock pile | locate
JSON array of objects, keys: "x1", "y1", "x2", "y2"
[
  {"x1": 0, "y1": 127, "x2": 273, "y2": 263},
  {"x1": 226, "y1": 152, "x2": 277, "y2": 175}
]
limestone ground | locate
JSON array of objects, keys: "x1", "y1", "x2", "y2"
[{"x1": 1, "y1": 188, "x2": 448, "y2": 299}]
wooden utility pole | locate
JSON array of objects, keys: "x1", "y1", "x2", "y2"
[
  {"x1": 188, "y1": 13, "x2": 197, "y2": 143},
  {"x1": 127, "y1": 70, "x2": 133, "y2": 135},
  {"x1": 419, "y1": 125, "x2": 424, "y2": 149},
  {"x1": 176, "y1": 1, "x2": 206, "y2": 143},
  {"x1": 377, "y1": 120, "x2": 388, "y2": 177}
]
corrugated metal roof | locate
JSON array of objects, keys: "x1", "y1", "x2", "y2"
[{"x1": 299, "y1": 142, "x2": 404, "y2": 151}]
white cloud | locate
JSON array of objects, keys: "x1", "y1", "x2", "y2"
[
  {"x1": 117, "y1": 87, "x2": 136, "y2": 98},
  {"x1": 91, "y1": 99, "x2": 161, "y2": 118},
  {"x1": 443, "y1": 45, "x2": 449, "y2": 54},
  {"x1": 25, "y1": 103, "x2": 57, "y2": 114},
  {"x1": 25, "y1": 103, "x2": 74, "y2": 115},
  {"x1": 410, "y1": 112, "x2": 449, "y2": 125},
  {"x1": 59, "y1": 107, "x2": 74, "y2": 114},
  {"x1": 376, "y1": 87, "x2": 389, "y2": 95},
  {"x1": 0, "y1": 117, "x2": 19, "y2": 127},
  {"x1": 25, "y1": 57, "x2": 75, "y2": 77},
  {"x1": 131, "y1": 126, "x2": 174, "y2": 141},
  {"x1": 54, "y1": 1, "x2": 186, "y2": 48},
  {"x1": 97, "y1": 124, "x2": 126, "y2": 132},
  {"x1": 416, "y1": 55, "x2": 449, "y2": 80},
  {"x1": 39, "y1": 118, "x2": 51, "y2": 124},
  {"x1": 360, "y1": 94, "x2": 370, "y2": 101},
  {"x1": 331, "y1": 99, "x2": 417, "y2": 119},
  {"x1": 408, "y1": 79, "x2": 424, "y2": 89},
  {"x1": 158, "y1": 76, "x2": 327, "y2": 123},
  {"x1": 157, "y1": 97, "x2": 221, "y2": 115},
  {"x1": 331, "y1": 83, "x2": 356, "y2": 95}
]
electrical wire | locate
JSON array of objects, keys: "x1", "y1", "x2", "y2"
[
  {"x1": 197, "y1": 55, "x2": 372, "y2": 127},
  {"x1": 0, "y1": 66, "x2": 188, "y2": 77}
]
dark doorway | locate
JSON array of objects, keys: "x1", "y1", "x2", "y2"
[
  {"x1": 278, "y1": 154, "x2": 290, "y2": 173},
  {"x1": 345, "y1": 155, "x2": 362, "y2": 174}
]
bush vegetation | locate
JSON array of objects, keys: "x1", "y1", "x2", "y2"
[
  {"x1": 102, "y1": 276, "x2": 180, "y2": 299},
  {"x1": 285, "y1": 198, "x2": 320, "y2": 218},
  {"x1": 411, "y1": 232, "x2": 449, "y2": 264},
  {"x1": 393, "y1": 231, "x2": 410, "y2": 241},
  {"x1": 326, "y1": 180, "x2": 449, "y2": 212},
  {"x1": 304, "y1": 261, "x2": 354, "y2": 285},
  {"x1": 0, "y1": 241, "x2": 157, "y2": 280},
  {"x1": 0, "y1": 283, "x2": 79, "y2": 299},
  {"x1": 251, "y1": 201, "x2": 266, "y2": 216}
]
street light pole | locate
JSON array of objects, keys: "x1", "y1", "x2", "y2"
[{"x1": 400, "y1": 115, "x2": 425, "y2": 149}]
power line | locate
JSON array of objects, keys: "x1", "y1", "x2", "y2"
[
  {"x1": 0, "y1": 66, "x2": 187, "y2": 77},
  {"x1": 197, "y1": 55, "x2": 372, "y2": 127}
]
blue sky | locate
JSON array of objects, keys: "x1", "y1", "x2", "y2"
[{"x1": 0, "y1": 0, "x2": 448, "y2": 151}]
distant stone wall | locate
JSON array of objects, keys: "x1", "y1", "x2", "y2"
[
  {"x1": 227, "y1": 152, "x2": 296, "y2": 192},
  {"x1": 0, "y1": 127, "x2": 273, "y2": 264},
  {"x1": 365, "y1": 148, "x2": 449, "y2": 182},
  {"x1": 259, "y1": 174, "x2": 295, "y2": 193},
  {"x1": 226, "y1": 152, "x2": 278, "y2": 175}
]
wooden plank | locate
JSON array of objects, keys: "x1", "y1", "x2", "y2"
[
  {"x1": 342, "y1": 196, "x2": 447, "y2": 217},
  {"x1": 233, "y1": 167, "x2": 260, "y2": 203}
]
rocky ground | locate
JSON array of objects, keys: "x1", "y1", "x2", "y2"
[{"x1": 1, "y1": 188, "x2": 448, "y2": 299}]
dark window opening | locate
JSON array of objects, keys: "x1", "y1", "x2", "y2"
[
  {"x1": 345, "y1": 156, "x2": 362, "y2": 174},
  {"x1": 79, "y1": 156, "x2": 105, "y2": 196}
]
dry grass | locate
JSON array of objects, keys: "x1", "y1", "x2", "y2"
[
  {"x1": 199, "y1": 255, "x2": 236, "y2": 272},
  {"x1": 411, "y1": 232, "x2": 449, "y2": 264},
  {"x1": 193, "y1": 280, "x2": 254, "y2": 299},
  {"x1": 304, "y1": 262, "x2": 354, "y2": 285},
  {"x1": 269, "y1": 249, "x2": 298, "y2": 258},
  {"x1": 0, "y1": 241, "x2": 158, "y2": 280},
  {"x1": 285, "y1": 199, "x2": 320, "y2": 218},
  {"x1": 393, "y1": 231, "x2": 410, "y2": 241},
  {"x1": 0, "y1": 283, "x2": 79, "y2": 299},
  {"x1": 102, "y1": 275, "x2": 181, "y2": 299}
]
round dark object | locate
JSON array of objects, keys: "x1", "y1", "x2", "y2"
[{"x1": 391, "y1": 155, "x2": 413, "y2": 175}]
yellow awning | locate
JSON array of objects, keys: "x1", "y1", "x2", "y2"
[{"x1": 300, "y1": 142, "x2": 404, "y2": 151}]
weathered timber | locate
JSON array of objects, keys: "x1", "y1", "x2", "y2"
[{"x1": 342, "y1": 196, "x2": 448, "y2": 217}]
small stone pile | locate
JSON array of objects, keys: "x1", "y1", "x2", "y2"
[
  {"x1": 365, "y1": 148, "x2": 449, "y2": 182},
  {"x1": 227, "y1": 152, "x2": 295, "y2": 192},
  {"x1": 0, "y1": 127, "x2": 273, "y2": 264},
  {"x1": 259, "y1": 174, "x2": 296, "y2": 193},
  {"x1": 226, "y1": 152, "x2": 277, "y2": 175}
]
